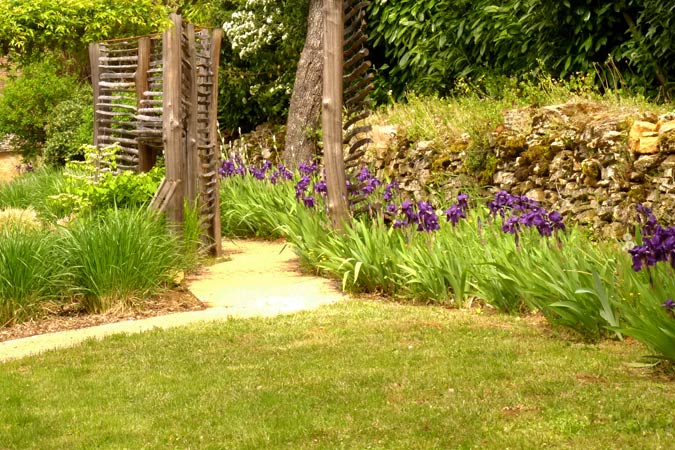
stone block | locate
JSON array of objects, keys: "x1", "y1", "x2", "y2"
[{"x1": 634, "y1": 154, "x2": 663, "y2": 172}]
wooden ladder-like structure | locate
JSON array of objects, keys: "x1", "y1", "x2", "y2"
[{"x1": 89, "y1": 14, "x2": 222, "y2": 256}]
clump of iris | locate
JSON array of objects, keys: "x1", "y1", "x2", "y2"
[
  {"x1": 219, "y1": 157, "x2": 293, "y2": 184},
  {"x1": 628, "y1": 203, "x2": 675, "y2": 272},
  {"x1": 487, "y1": 190, "x2": 565, "y2": 244}
]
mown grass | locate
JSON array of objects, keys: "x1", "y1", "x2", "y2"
[{"x1": 1, "y1": 300, "x2": 673, "y2": 449}]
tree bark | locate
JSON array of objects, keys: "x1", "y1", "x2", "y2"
[{"x1": 283, "y1": 0, "x2": 324, "y2": 167}]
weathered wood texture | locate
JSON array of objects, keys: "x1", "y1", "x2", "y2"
[
  {"x1": 90, "y1": 14, "x2": 222, "y2": 256},
  {"x1": 322, "y1": 0, "x2": 349, "y2": 229},
  {"x1": 342, "y1": 0, "x2": 374, "y2": 215}
]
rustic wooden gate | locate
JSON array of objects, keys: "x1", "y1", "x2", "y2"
[{"x1": 89, "y1": 14, "x2": 222, "y2": 256}]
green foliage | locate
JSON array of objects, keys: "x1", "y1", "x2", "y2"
[
  {"x1": 0, "y1": 168, "x2": 67, "y2": 219},
  {"x1": 0, "y1": 57, "x2": 81, "y2": 160},
  {"x1": 49, "y1": 146, "x2": 164, "y2": 216},
  {"x1": 220, "y1": 174, "x2": 298, "y2": 238},
  {"x1": 367, "y1": 0, "x2": 675, "y2": 99},
  {"x1": 0, "y1": 228, "x2": 63, "y2": 326},
  {"x1": 217, "y1": 0, "x2": 309, "y2": 133},
  {"x1": 0, "y1": 0, "x2": 170, "y2": 65},
  {"x1": 59, "y1": 208, "x2": 182, "y2": 312},
  {"x1": 618, "y1": 248, "x2": 675, "y2": 361},
  {"x1": 217, "y1": 171, "x2": 675, "y2": 356},
  {"x1": 43, "y1": 85, "x2": 94, "y2": 167}
]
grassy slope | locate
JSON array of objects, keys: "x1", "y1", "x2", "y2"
[{"x1": 1, "y1": 300, "x2": 673, "y2": 450}]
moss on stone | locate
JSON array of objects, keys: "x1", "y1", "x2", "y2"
[
  {"x1": 431, "y1": 154, "x2": 453, "y2": 172},
  {"x1": 627, "y1": 185, "x2": 647, "y2": 203}
]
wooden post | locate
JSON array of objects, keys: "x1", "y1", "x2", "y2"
[
  {"x1": 209, "y1": 28, "x2": 223, "y2": 256},
  {"x1": 163, "y1": 13, "x2": 185, "y2": 226},
  {"x1": 88, "y1": 43, "x2": 102, "y2": 149},
  {"x1": 322, "y1": 0, "x2": 349, "y2": 229},
  {"x1": 185, "y1": 23, "x2": 199, "y2": 207},
  {"x1": 136, "y1": 36, "x2": 156, "y2": 172}
]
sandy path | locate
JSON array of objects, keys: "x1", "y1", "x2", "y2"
[{"x1": 0, "y1": 239, "x2": 344, "y2": 362}]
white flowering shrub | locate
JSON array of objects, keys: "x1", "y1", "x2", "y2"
[
  {"x1": 218, "y1": 0, "x2": 308, "y2": 133},
  {"x1": 223, "y1": 0, "x2": 289, "y2": 59}
]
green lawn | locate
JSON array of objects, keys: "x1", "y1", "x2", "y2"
[{"x1": 1, "y1": 300, "x2": 673, "y2": 450}]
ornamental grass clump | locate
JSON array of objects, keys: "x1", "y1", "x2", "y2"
[
  {"x1": 0, "y1": 228, "x2": 64, "y2": 326},
  {"x1": 59, "y1": 208, "x2": 182, "y2": 313},
  {"x1": 0, "y1": 207, "x2": 42, "y2": 232},
  {"x1": 0, "y1": 168, "x2": 67, "y2": 219}
]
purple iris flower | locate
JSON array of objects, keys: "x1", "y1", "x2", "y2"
[
  {"x1": 302, "y1": 196, "x2": 316, "y2": 208},
  {"x1": 278, "y1": 164, "x2": 294, "y2": 180},
  {"x1": 417, "y1": 201, "x2": 440, "y2": 232},
  {"x1": 357, "y1": 167, "x2": 372, "y2": 182},
  {"x1": 299, "y1": 161, "x2": 319, "y2": 176},
  {"x1": 444, "y1": 204, "x2": 466, "y2": 226},
  {"x1": 383, "y1": 181, "x2": 398, "y2": 202},
  {"x1": 295, "y1": 175, "x2": 311, "y2": 199},
  {"x1": 457, "y1": 193, "x2": 469, "y2": 212},
  {"x1": 218, "y1": 159, "x2": 236, "y2": 178},
  {"x1": 251, "y1": 167, "x2": 266, "y2": 180},
  {"x1": 315, "y1": 180, "x2": 328, "y2": 195}
]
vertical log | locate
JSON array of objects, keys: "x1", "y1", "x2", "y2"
[
  {"x1": 209, "y1": 28, "x2": 223, "y2": 256},
  {"x1": 136, "y1": 36, "x2": 155, "y2": 172},
  {"x1": 186, "y1": 23, "x2": 199, "y2": 207},
  {"x1": 322, "y1": 0, "x2": 349, "y2": 229},
  {"x1": 89, "y1": 43, "x2": 102, "y2": 149},
  {"x1": 163, "y1": 13, "x2": 185, "y2": 226}
]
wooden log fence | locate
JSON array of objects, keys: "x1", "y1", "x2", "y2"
[{"x1": 89, "y1": 14, "x2": 222, "y2": 256}]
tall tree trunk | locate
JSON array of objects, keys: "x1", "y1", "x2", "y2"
[{"x1": 283, "y1": 0, "x2": 323, "y2": 167}]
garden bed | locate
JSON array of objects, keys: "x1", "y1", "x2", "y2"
[{"x1": 0, "y1": 288, "x2": 204, "y2": 342}]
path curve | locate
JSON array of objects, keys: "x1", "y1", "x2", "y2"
[{"x1": 0, "y1": 240, "x2": 343, "y2": 362}]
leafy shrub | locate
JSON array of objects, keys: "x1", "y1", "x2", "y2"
[
  {"x1": 0, "y1": 0, "x2": 171, "y2": 71},
  {"x1": 59, "y1": 208, "x2": 182, "y2": 312},
  {"x1": 0, "y1": 57, "x2": 81, "y2": 160},
  {"x1": 43, "y1": 85, "x2": 94, "y2": 166},
  {"x1": 49, "y1": 146, "x2": 164, "y2": 216},
  {"x1": 367, "y1": 0, "x2": 675, "y2": 99}
]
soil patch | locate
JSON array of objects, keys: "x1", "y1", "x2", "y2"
[{"x1": 0, "y1": 289, "x2": 205, "y2": 342}]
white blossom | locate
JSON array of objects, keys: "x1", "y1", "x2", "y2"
[{"x1": 222, "y1": 0, "x2": 287, "y2": 59}]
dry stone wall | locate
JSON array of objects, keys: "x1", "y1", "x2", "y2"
[{"x1": 366, "y1": 101, "x2": 675, "y2": 238}]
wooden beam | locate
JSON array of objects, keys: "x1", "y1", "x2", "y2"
[
  {"x1": 185, "y1": 23, "x2": 200, "y2": 208},
  {"x1": 137, "y1": 36, "x2": 157, "y2": 172},
  {"x1": 322, "y1": 0, "x2": 349, "y2": 230},
  {"x1": 209, "y1": 28, "x2": 223, "y2": 256},
  {"x1": 89, "y1": 43, "x2": 102, "y2": 149},
  {"x1": 163, "y1": 13, "x2": 185, "y2": 226}
]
